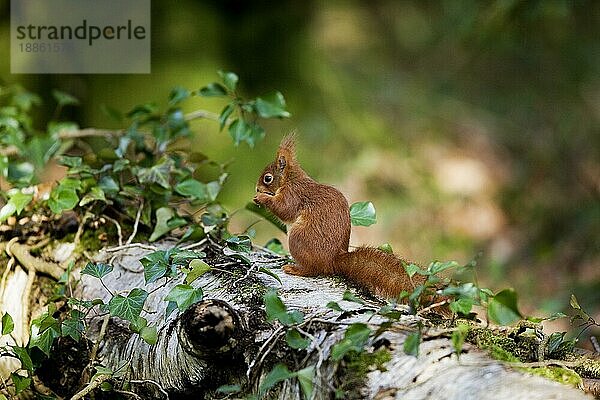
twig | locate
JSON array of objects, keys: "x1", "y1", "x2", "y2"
[
  {"x1": 69, "y1": 373, "x2": 111, "y2": 400},
  {"x1": 417, "y1": 299, "x2": 450, "y2": 316},
  {"x1": 21, "y1": 268, "x2": 36, "y2": 344},
  {"x1": 103, "y1": 215, "x2": 123, "y2": 247},
  {"x1": 113, "y1": 389, "x2": 142, "y2": 400},
  {"x1": 297, "y1": 326, "x2": 324, "y2": 393},
  {"x1": 29, "y1": 237, "x2": 51, "y2": 251},
  {"x1": 247, "y1": 324, "x2": 287, "y2": 380},
  {"x1": 180, "y1": 238, "x2": 208, "y2": 250},
  {"x1": 130, "y1": 379, "x2": 170, "y2": 400},
  {"x1": 74, "y1": 212, "x2": 93, "y2": 246},
  {"x1": 4, "y1": 241, "x2": 64, "y2": 280},
  {"x1": 233, "y1": 263, "x2": 259, "y2": 288},
  {"x1": 58, "y1": 128, "x2": 121, "y2": 140},
  {"x1": 126, "y1": 201, "x2": 143, "y2": 245},
  {"x1": 104, "y1": 243, "x2": 158, "y2": 253},
  {"x1": 0, "y1": 254, "x2": 14, "y2": 305},
  {"x1": 90, "y1": 314, "x2": 110, "y2": 363},
  {"x1": 184, "y1": 109, "x2": 219, "y2": 122}
]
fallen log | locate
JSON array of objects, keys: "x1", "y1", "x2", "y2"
[{"x1": 30, "y1": 240, "x2": 592, "y2": 399}]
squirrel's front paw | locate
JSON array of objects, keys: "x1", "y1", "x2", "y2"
[
  {"x1": 253, "y1": 192, "x2": 272, "y2": 206},
  {"x1": 282, "y1": 264, "x2": 304, "y2": 276}
]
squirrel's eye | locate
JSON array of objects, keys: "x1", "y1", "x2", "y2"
[{"x1": 263, "y1": 173, "x2": 274, "y2": 184}]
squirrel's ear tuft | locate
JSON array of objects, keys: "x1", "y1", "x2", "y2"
[{"x1": 276, "y1": 132, "x2": 296, "y2": 171}]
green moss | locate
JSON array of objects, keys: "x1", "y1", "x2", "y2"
[
  {"x1": 78, "y1": 227, "x2": 109, "y2": 252},
  {"x1": 335, "y1": 348, "x2": 392, "y2": 399},
  {"x1": 461, "y1": 320, "x2": 600, "y2": 386},
  {"x1": 487, "y1": 344, "x2": 520, "y2": 362},
  {"x1": 466, "y1": 325, "x2": 540, "y2": 362},
  {"x1": 522, "y1": 366, "x2": 582, "y2": 388}
]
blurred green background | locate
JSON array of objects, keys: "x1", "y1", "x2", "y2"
[{"x1": 1, "y1": 1, "x2": 598, "y2": 333}]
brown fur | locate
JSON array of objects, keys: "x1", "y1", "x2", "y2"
[{"x1": 254, "y1": 135, "x2": 425, "y2": 299}]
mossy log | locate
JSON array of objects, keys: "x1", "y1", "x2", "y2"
[{"x1": 1, "y1": 239, "x2": 597, "y2": 399}]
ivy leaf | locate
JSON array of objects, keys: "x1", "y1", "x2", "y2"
[
  {"x1": 403, "y1": 331, "x2": 421, "y2": 356},
  {"x1": 164, "y1": 284, "x2": 203, "y2": 311},
  {"x1": 129, "y1": 316, "x2": 148, "y2": 334},
  {"x1": 126, "y1": 103, "x2": 157, "y2": 119},
  {"x1": 264, "y1": 289, "x2": 303, "y2": 326},
  {"x1": 216, "y1": 384, "x2": 241, "y2": 394},
  {"x1": 108, "y1": 288, "x2": 148, "y2": 323},
  {"x1": 79, "y1": 187, "x2": 106, "y2": 206},
  {"x1": 171, "y1": 249, "x2": 204, "y2": 265},
  {"x1": 61, "y1": 313, "x2": 85, "y2": 342},
  {"x1": 149, "y1": 207, "x2": 177, "y2": 242},
  {"x1": 378, "y1": 243, "x2": 393, "y2": 253},
  {"x1": 226, "y1": 235, "x2": 252, "y2": 253},
  {"x1": 218, "y1": 70, "x2": 239, "y2": 92},
  {"x1": 138, "y1": 158, "x2": 172, "y2": 189},
  {"x1": 219, "y1": 103, "x2": 235, "y2": 131},
  {"x1": 331, "y1": 323, "x2": 371, "y2": 361},
  {"x1": 185, "y1": 259, "x2": 212, "y2": 284},
  {"x1": 175, "y1": 178, "x2": 208, "y2": 201},
  {"x1": 12, "y1": 346, "x2": 33, "y2": 371},
  {"x1": 449, "y1": 298, "x2": 474, "y2": 315},
  {"x1": 451, "y1": 324, "x2": 469, "y2": 358},
  {"x1": 259, "y1": 363, "x2": 295, "y2": 396},
  {"x1": 403, "y1": 263, "x2": 421, "y2": 277},
  {"x1": 11, "y1": 373, "x2": 31, "y2": 395},
  {"x1": 349, "y1": 201, "x2": 376, "y2": 226},
  {"x1": 206, "y1": 181, "x2": 221, "y2": 201},
  {"x1": 246, "y1": 123, "x2": 266, "y2": 148},
  {"x1": 285, "y1": 328, "x2": 310, "y2": 349},
  {"x1": 140, "y1": 325, "x2": 158, "y2": 345},
  {"x1": 297, "y1": 366, "x2": 315, "y2": 400},
  {"x1": 2, "y1": 312, "x2": 14, "y2": 335},
  {"x1": 7, "y1": 161, "x2": 34, "y2": 185},
  {"x1": 9, "y1": 191, "x2": 33, "y2": 214},
  {"x1": 52, "y1": 89, "x2": 79, "y2": 107},
  {"x1": 165, "y1": 301, "x2": 178, "y2": 318},
  {"x1": 254, "y1": 92, "x2": 291, "y2": 118},
  {"x1": 228, "y1": 118, "x2": 250, "y2": 146},
  {"x1": 168, "y1": 86, "x2": 190, "y2": 106},
  {"x1": 57, "y1": 155, "x2": 82, "y2": 168},
  {"x1": 48, "y1": 186, "x2": 79, "y2": 214},
  {"x1": 428, "y1": 260, "x2": 460, "y2": 275},
  {"x1": 488, "y1": 288, "x2": 522, "y2": 325},
  {"x1": 98, "y1": 175, "x2": 119, "y2": 195},
  {"x1": 140, "y1": 250, "x2": 170, "y2": 284},
  {"x1": 259, "y1": 267, "x2": 282, "y2": 284},
  {"x1": 265, "y1": 238, "x2": 287, "y2": 255},
  {"x1": 342, "y1": 290, "x2": 365, "y2": 305},
  {"x1": 326, "y1": 301, "x2": 344, "y2": 312},
  {"x1": 81, "y1": 262, "x2": 113, "y2": 279},
  {"x1": 30, "y1": 313, "x2": 61, "y2": 356},
  {"x1": 0, "y1": 202, "x2": 16, "y2": 222},
  {"x1": 199, "y1": 83, "x2": 227, "y2": 97}
]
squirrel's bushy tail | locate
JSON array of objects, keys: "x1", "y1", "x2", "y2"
[{"x1": 333, "y1": 247, "x2": 426, "y2": 298}]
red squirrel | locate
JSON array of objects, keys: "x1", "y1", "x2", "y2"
[{"x1": 253, "y1": 135, "x2": 426, "y2": 298}]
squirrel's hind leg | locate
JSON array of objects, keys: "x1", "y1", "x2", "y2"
[{"x1": 282, "y1": 263, "x2": 320, "y2": 277}]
